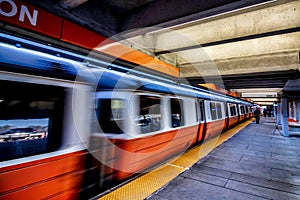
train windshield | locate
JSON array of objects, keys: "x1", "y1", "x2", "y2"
[{"x1": 96, "y1": 99, "x2": 126, "y2": 134}]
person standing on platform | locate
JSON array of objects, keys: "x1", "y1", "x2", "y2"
[
  {"x1": 254, "y1": 107, "x2": 261, "y2": 124},
  {"x1": 263, "y1": 109, "x2": 267, "y2": 117}
]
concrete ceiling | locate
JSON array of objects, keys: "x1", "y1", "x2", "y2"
[{"x1": 18, "y1": 0, "x2": 300, "y2": 105}]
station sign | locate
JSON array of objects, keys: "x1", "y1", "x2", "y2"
[{"x1": 0, "y1": 0, "x2": 63, "y2": 38}]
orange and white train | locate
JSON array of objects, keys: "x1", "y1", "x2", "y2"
[{"x1": 0, "y1": 33, "x2": 253, "y2": 199}]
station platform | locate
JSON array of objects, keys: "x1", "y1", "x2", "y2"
[{"x1": 97, "y1": 118, "x2": 300, "y2": 200}]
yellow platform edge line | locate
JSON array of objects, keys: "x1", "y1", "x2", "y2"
[{"x1": 98, "y1": 119, "x2": 254, "y2": 200}]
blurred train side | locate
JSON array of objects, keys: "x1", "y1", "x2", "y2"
[
  {"x1": 0, "y1": 40, "x2": 93, "y2": 199},
  {"x1": 88, "y1": 70, "x2": 253, "y2": 186},
  {"x1": 0, "y1": 37, "x2": 253, "y2": 199}
]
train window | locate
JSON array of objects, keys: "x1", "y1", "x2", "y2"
[
  {"x1": 136, "y1": 95, "x2": 162, "y2": 134},
  {"x1": 229, "y1": 103, "x2": 237, "y2": 116},
  {"x1": 195, "y1": 101, "x2": 198, "y2": 122},
  {"x1": 217, "y1": 103, "x2": 222, "y2": 119},
  {"x1": 0, "y1": 80, "x2": 64, "y2": 162},
  {"x1": 170, "y1": 98, "x2": 184, "y2": 128},
  {"x1": 248, "y1": 106, "x2": 252, "y2": 113},
  {"x1": 96, "y1": 99, "x2": 125, "y2": 134},
  {"x1": 244, "y1": 106, "x2": 248, "y2": 113},
  {"x1": 224, "y1": 103, "x2": 228, "y2": 117},
  {"x1": 199, "y1": 100, "x2": 205, "y2": 121},
  {"x1": 240, "y1": 105, "x2": 245, "y2": 114},
  {"x1": 210, "y1": 102, "x2": 217, "y2": 120},
  {"x1": 210, "y1": 102, "x2": 223, "y2": 120}
]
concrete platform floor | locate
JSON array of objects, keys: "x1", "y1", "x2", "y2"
[{"x1": 148, "y1": 118, "x2": 300, "y2": 200}]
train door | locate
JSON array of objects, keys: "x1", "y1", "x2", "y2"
[
  {"x1": 248, "y1": 106, "x2": 254, "y2": 117},
  {"x1": 244, "y1": 105, "x2": 249, "y2": 119},
  {"x1": 237, "y1": 104, "x2": 241, "y2": 122},
  {"x1": 222, "y1": 102, "x2": 229, "y2": 132},
  {"x1": 228, "y1": 103, "x2": 239, "y2": 128},
  {"x1": 239, "y1": 104, "x2": 246, "y2": 121},
  {"x1": 196, "y1": 99, "x2": 206, "y2": 143}
]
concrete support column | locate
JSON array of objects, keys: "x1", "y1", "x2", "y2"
[
  {"x1": 281, "y1": 98, "x2": 289, "y2": 137},
  {"x1": 297, "y1": 100, "x2": 300, "y2": 122},
  {"x1": 277, "y1": 102, "x2": 281, "y2": 125},
  {"x1": 292, "y1": 101, "x2": 297, "y2": 120}
]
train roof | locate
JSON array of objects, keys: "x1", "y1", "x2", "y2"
[
  {"x1": 0, "y1": 34, "x2": 252, "y2": 106},
  {"x1": 95, "y1": 70, "x2": 251, "y2": 105},
  {"x1": 0, "y1": 42, "x2": 80, "y2": 81}
]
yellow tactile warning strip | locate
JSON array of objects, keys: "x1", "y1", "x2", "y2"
[{"x1": 98, "y1": 119, "x2": 254, "y2": 200}]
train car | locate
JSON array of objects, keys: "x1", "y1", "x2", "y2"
[
  {"x1": 87, "y1": 67, "x2": 253, "y2": 187},
  {"x1": 0, "y1": 34, "x2": 93, "y2": 199},
  {"x1": 89, "y1": 69, "x2": 204, "y2": 183},
  {"x1": 0, "y1": 33, "x2": 253, "y2": 199}
]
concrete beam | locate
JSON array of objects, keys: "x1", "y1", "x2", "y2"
[
  {"x1": 249, "y1": 98, "x2": 278, "y2": 102},
  {"x1": 232, "y1": 88, "x2": 282, "y2": 93},
  {"x1": 180, "y1": 50, "x2": 299, "y2": 77},
  {"x1": 123, "y1": 1, "x2": 300, "y2": 75},
  {"x1": 168, "y1": 30, "x2": 300, "y2": 77},
  {"x1": 152, "y1": 1, "x2": 300, "y2": 52}
]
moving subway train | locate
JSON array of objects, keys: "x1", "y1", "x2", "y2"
[{"x1": 0, "y1": 34, "x2": 253, "y2": 199}]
